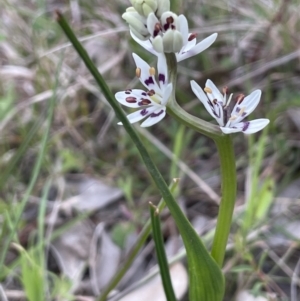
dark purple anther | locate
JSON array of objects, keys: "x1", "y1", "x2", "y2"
[
  {"x1": 145, "y1": 77, "x2": 155, "y2": 86},
  {"x1": 154, "y1": 23, "x2": 161, "y2": 37},
  {"x1": 242, "y1": 122, "x2": 250, "y2": 132},
  {"x1": 164, "y1": 16, "x2": 174, "y2": 31},
  {"x1": 188, "y1": 33, "x2": 197, "y2": 41},
  {"x1": 138, "y1": 98, "x2": 151, "y2": 106},
  {"x1": 147, "y1": 89, "x2": 155, "y2": 96}
]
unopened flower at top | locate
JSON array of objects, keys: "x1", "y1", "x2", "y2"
[
  {"x1": 130, "y1": 12, "x2": 217, "y2": 62},
  {"x1": 122, "y1": 0, "x2": 170, "y2": 40},
  {"x1": 129, "y1": 0, "x2": 170, "y2": 18},
  {"x1": 191, "y1": 79, "x2": 270, "y2": 134},
  {"x1": 115, "y1": 53, "x2": 172, "y2": 127}
]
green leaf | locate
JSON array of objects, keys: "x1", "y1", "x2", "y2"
[
  {"x1": 150, "y1": 204, "x2": 177, "y2": 301},
  {"x1": 0, "y1": 85, "x2": 15, "y2": 121},
  {"x1": 231, "y1": 265, "x2": 253, "y2": 273},
  {"x1": 19, "y1": 247, "x2": 45, "y2": 301},
  {"x1": 254, "y1": 176, "x2": 274, "y2": 221},
  {"x1": 181, "y1": 223, "x2": 225, "y2": 301}
]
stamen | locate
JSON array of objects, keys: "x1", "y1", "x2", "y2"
[
  {"x1": 238, "y1": 107, "x2": 245, "y2": 116},
  {"x1": 163, "y1": 16, "x2": 175, "y2": 31},
  {"x1": 166, "y1": 16, "x2": 174, "y2": 24},
  {"x1": 149, "y1": 67, "x2": 156, "y2": 76},
  {"x1": 225, "y1": 93, "x2": 233, "y2": 108},
  {"x1": 222, "y1": 86, "x2": 228, "y2": 95},
  {"x1": 138, "y1": 98, "x2": 151, "y2": 106},
  {"x1": 188, "y1": 33, "x2": 197, "y2": 41},
  {"x1": 136, "y1": 67, "x2": 141, "y2": 78},
  {"x1": 204, "y1": 87, "x2": 212, "y2": 93},
  {"x1": 147, "y1": 89, "x2": 155, "y2": 96},
  {"x1": 154, "y1": 23, "x2": 162, "y2": 37},
  {"x1": 229, "y1": 107, "x2": 245, "y2": 121},
  {"x1": 236, "y1": 94, "x2": 245, "y2": 104}
]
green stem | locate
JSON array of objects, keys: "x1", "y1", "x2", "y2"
[
  {"x1": 165, "y1": 53, "x2": 221, "y2": 140},
  {"x1": 165, "y1": 53, "x2": 237, "y2": 267},
  {"x1": 150, "y1": 204, "x2": 177, "y2": 301},
  {"x1": 211, "y1": 135, "x2": 236, "y2": 267}
]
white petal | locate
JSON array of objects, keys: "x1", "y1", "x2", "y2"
[
  {"x1": 147, "y1": 12, "x2": 160, "y2": 37},
  {"x1": 230, "y1": 90, "x2": 262, "y2": 125},
  {"x1": 177, "y1": 33, "x2": 218, "y2": 62},
  {"x1": 161, "y1": 83, "x2": 172, "y2": 105},
  {"x1": 140, "y1": 107, "x2": 166, "y2": 127},
  {"x1": 191, "y1": 80, "x2": 217, "y2": 119},
  {"x1": 241, "y1": 119, "x2": 270, "y2": 134},
  {"x1": 180, "y1": 36, "x2": 197, "y2": 53},
  {"x1": 221, "y1": 119, "x2": 270, "y2": 134},
  {"x1": 178, "y1": 15, "x2": 189, "y2": 46},
  {"x1": 115, "y1": 89, "x2": 155, "y2": 108},
  {"x1": 130, "y1": 31, "x2": 158, "y2": 55},
  {"x1": 205, "y1": 79, "x2": 224, "y2": 104},
  {"x1": 220, "y1": 126, "x2": 241, "y2": 134},
  {"x1": 241, "y1": 90, "x2": 261, "y2": 115},
  {"x1": 120, "y1": 106, "x2": 157, "y2": 125},
  {"x1": 132, "y1": 53, "x2": 160, "y2": 92},
  {"x1": 157, "y1": 53, "x2": 168, "y2": 88}
]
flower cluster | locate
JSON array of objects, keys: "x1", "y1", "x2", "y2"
[
  {"x1": 123, "y1": 0, "x2": 217, "y2": 61},
  {"x1": 116, "y1": 0, "x2": 270, "y2": 134}
]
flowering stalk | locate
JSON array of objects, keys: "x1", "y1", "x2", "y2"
[
  {"x1": 57, "y1": 0, "x2": 270, "y2": 297},
  {"x1": 56, "y1": 11, "x2": 224, "y2": 301}
]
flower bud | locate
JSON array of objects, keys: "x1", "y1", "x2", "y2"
[
  {"x1": 130, "y1": 0, "x2": 158, "y2": 17},
  {"x1": 122, "y1": 9, "x2": 150, "y2": 40},
  {"x1": 162, "y1": 30, "x2": 183, "y2": 53},
  {"x1": 156, "y1": 0, "x2": 170, "y2": 18},
  {"x1": 152, "y1": 36, "x2": 164, "y2": 53}
]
